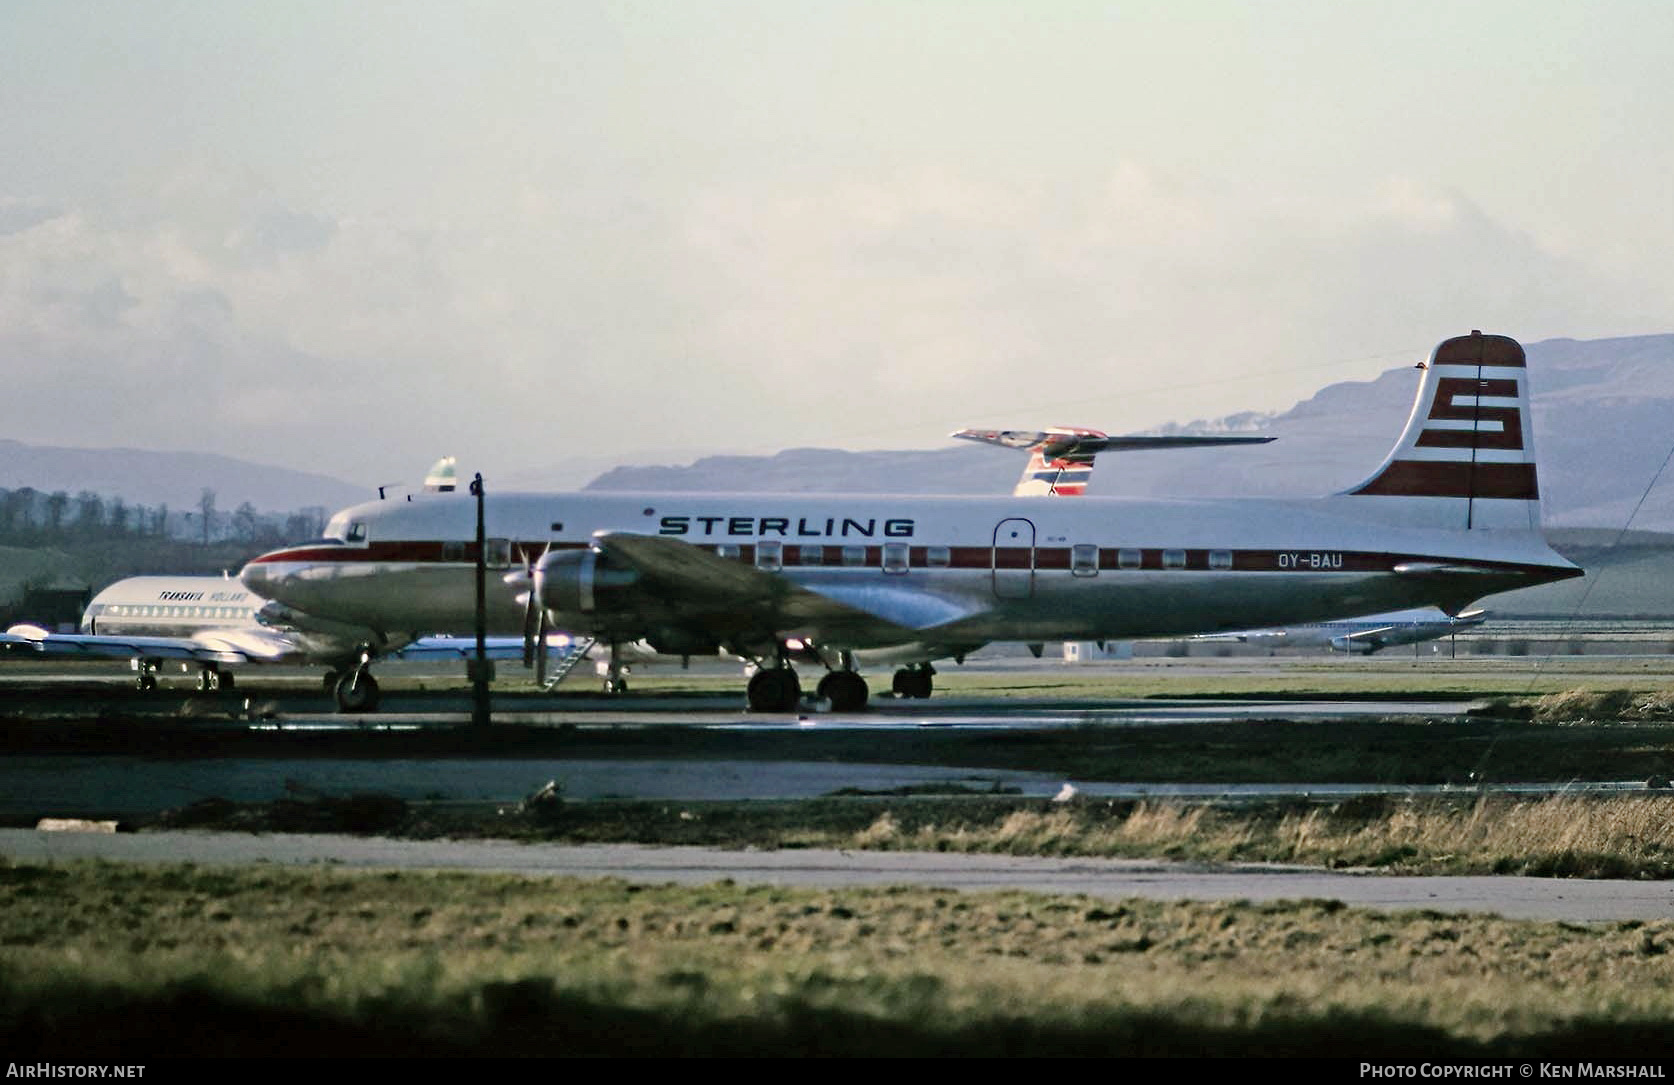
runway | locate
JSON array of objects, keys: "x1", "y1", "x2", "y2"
[
  {"x1": 0, "y1": 677, "x2": 1652, "y2": 816},
  {"x1": 6, "y1": 828, "x2": 1672, "y2": 923},
  {"x1": 0, "y1": 752, "x2": 1654, "y2": 821},
  {"x1": 3, "y1": 670, "x2": 1667, "y2": 926}
]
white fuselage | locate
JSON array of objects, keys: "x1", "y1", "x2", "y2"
[
  {"x1": 80, "y1": 576, "x2": 263, "y2": 637},
  {"x1": 240, "y1": 489, "x2": 1577, "y2": 659},
  {"x1": 1216, "y1": 606, "x2": 1487, "y2": 653}
]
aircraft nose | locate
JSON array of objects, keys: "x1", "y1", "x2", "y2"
[{"x1": 239, "y1": 553, "x2": 288, "y2": 599}]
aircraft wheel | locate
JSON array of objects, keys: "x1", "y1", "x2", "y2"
[
  {"x1": 891, "y1": 667, "x2": 933, "y2": 699},
  {"x1": 322, "y1": 670, "x2": 341, "y2": 693},
  {"x1": 197, "y1": 671, "x2": 215, "y2": 692},
  {"x1": 603, "y1": 677, "x2": 629, "y2": 695},
  {"x1": 817, "y1": 671, "x2": 869, "y2": 712},
  {"x1": 747, "y1": 668, "x2": 801, "y2": 713},
  {"x1": 218, "y1": 671, "x2": 234, "y2": 692},
  {"x1": 334, "y1": 671, "x2": 381, "y2": 713},
  {"x1": 136, "y1": 673, "x2": 157, "y2": 693}
]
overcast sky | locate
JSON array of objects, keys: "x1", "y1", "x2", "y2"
[{"x1": 3, "y1": 2, "x2": 1672, "y2": 490}]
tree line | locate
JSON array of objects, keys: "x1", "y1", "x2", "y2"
[{"x1": 0, "y1": 486, "x2": 327, "y2": 549}]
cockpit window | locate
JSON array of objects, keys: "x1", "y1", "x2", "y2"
[{"x1": 345, "y1": 522, "x2": 368, "y2": 543}]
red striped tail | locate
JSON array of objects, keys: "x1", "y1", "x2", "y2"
[
  {"x1": 1017, "y1": 427, "x2": 1106, "y2": 496},
  {"x1": 1341, "y1": 332, "x2": 1540, "y2": 530}
]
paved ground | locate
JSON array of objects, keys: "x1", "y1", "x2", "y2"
[{"x1": 7, "y1": 828, "x2": 1673, "y2": 923}]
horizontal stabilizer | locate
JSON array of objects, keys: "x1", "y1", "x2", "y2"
[
  {"x1": 954, "y1": 426, "x2": 1273, "y2": 497},
  {"x1": 951, "y1": 428, "x2": 1273, "y2": 457}
]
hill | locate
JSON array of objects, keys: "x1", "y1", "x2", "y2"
[
  {"x1": 588, "y1": 334, "x2": 1674, "y2": 534},
  {"x1": 0, "y1": 439, "x2": 367, "y2": 515}
]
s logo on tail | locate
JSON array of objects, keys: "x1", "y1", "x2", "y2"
[{"x1": 1343, "y1": 331, "x2": 1539, "y2": 530}]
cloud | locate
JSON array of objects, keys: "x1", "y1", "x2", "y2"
[
  {"x1": 0, "y1": 161, "x2": 1661, "y2": 491},
  {"x1": 0, "y1": 198, "x2": 63, "y2": 237}
]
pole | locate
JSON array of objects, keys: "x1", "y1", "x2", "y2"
[{"x1": 470, "y1": 472, "x2": 491, "y2": 726}]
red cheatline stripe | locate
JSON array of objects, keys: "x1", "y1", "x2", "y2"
[{"x1": 247, "y1": 539, "x2": 1572, "y2": 578}]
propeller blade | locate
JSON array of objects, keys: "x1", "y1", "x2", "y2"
[
  {"x1": 521, "y1": 575, "x2": 538, "y2": 670},
  {"x1": 522, "y1": 543, "x2": 551, "y2": 670},
  {"x1": 535, "y1": 605, "x2": 549, "y2": 686}
]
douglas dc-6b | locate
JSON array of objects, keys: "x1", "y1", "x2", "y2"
[
  {"x1": 240, "y1": 332, "x2": 1581, "y2": 712},
  {"x1": 954, "y1": 424, "x2": 1494, "y2": 654}
]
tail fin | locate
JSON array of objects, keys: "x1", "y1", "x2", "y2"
[
  {"x1": 951, "y1": 427, "x2": 1278, "y2": 497},
  {"x1": 423, "y1": 456, "x2": 458, "y2": 493},
  {"x1": 1340, "y1": 331, "x2": 1540, "y2": 531},
  {"x1": 949, "y1": 427, "x2": 1108, "y2": 495},
  {"x1": 1017, "y1": 427, "x2": 1106, "y2": 496}
]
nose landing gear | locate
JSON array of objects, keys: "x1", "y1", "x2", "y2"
[{"x1": 332, "y1": 648, "x2": 381, "y2": 712}]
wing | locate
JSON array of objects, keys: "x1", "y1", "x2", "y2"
[
  {"x1": 0, "y1": 625, "x2": 302, "y2": 665},
  {"x1": 1333, "y1": 624, "x2": 1400, "y2": 649},
  {"x1": 390, "y1": 635, "x2": 590, "y2": 663},
  {"x1": 951, "y1": 428, "x2": 1274, "y2": 455},
  {"x1": 591, "y1": 532, "x2": 985, "y2": 648}
]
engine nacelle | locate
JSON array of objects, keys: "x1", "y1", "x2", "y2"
[
  {"x1": 1329, "y1": 636, "x2": 1378, "y2": 654},
  {"x1": 645, "y1": 628, "x2": 720, "y2": 657},
  {"x1": 536, "y1": 548, "x2": 641, "y2": 615}
]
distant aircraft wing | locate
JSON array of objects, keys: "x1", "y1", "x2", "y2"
[
  {"x1": 1333, "y1": 624, "x2": 1401, "y2": 648},
  {"x1": 592, "y1": 532, "x2": 986, "y2": 644},
  {"x1": 951, "y1": 429, "x2": 1274, "y2": 456},
  {"x1": 0, "y1": 625, "x2": 297, "y2": 666},
  {"x1": 390, "y1": 635, "x2": 589, "y2": 662}
]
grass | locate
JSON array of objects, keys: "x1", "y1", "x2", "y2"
[
  {"x1": 8, "y1": 860, "x2": 1674, "y2": 1057},
  {"x1": 157, "y1": 790, "x2": 1674, "y2": 879},
  {"x1": 13, "y1": 665, "x2": 1674, "y2": 1055}
]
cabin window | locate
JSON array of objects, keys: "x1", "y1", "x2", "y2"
[
  {"x1": 799, "y1": 544, "x2": 824, "y2": 565},
  {"x1": 716, "y1": 544, "x2": 741, "y2": 560},
  {"x1": 1071, "y1": 544, "x2": 1099, "y2": 577},
  {"x1": 926, "y1": 545, "x2": 951, "y2": 569},
  {"x1": 842, "y1": 545, "x2": 867, "y2": 567},
  {"x1": 1117, "y1": 548, "x2": 1142, "y2": 569},
  {"x1": 486, "y1": 539, "x2": 512, "y2": 568},
  {"x1": 1162, "y1": 549, "x2": 1187, "y2": 569},
  {"x1": 1209, "y1": 550, "x2": 1233, "y2": 570},
  {"x1": 756, "y1": 540, "x2": 782, "y2": 572},
  {"x1": 882, "y1": 542, "x2": 909, "y2": 574},
  {"x1": 442, "y1": 541, "x2": 465, "y2": 562}
]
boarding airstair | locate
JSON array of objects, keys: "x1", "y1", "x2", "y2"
[{"x1": 540, "y1": 637, "x2": 596, "y2": 691}]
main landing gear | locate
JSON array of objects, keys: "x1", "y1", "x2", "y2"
[
  {"x1": 129, "y1": 659, "x2": 238, "y2": 694},
  {"x1": 195, "y1": 664, "x2": 233, "y2": 692},
  {"x1": 746, "y1": 646, "x2": 871, "y2": 714},
  {"x1": 599, "y1": 641, "x2": 630, "y2": 695},
  {"x1": 816, "y1": 669, "x2": 869, "y2": 712},
  {"x1": 746, "y1": 665, "x2": 801, "y2": 713},
  {"x1": 891, "y1": 663, "x2": 934, "y2": 700}
]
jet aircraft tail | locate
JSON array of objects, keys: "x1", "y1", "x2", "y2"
[
  {"x1": 1338, "y1": 331, "x2": 1542, "y2": 531},
  {"x1": 1013, "y1": 427, "x2": 1105, "y2": 496},
  {"x1": 951, "y1": 426, "x2": 1273, "y2": 497}
]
